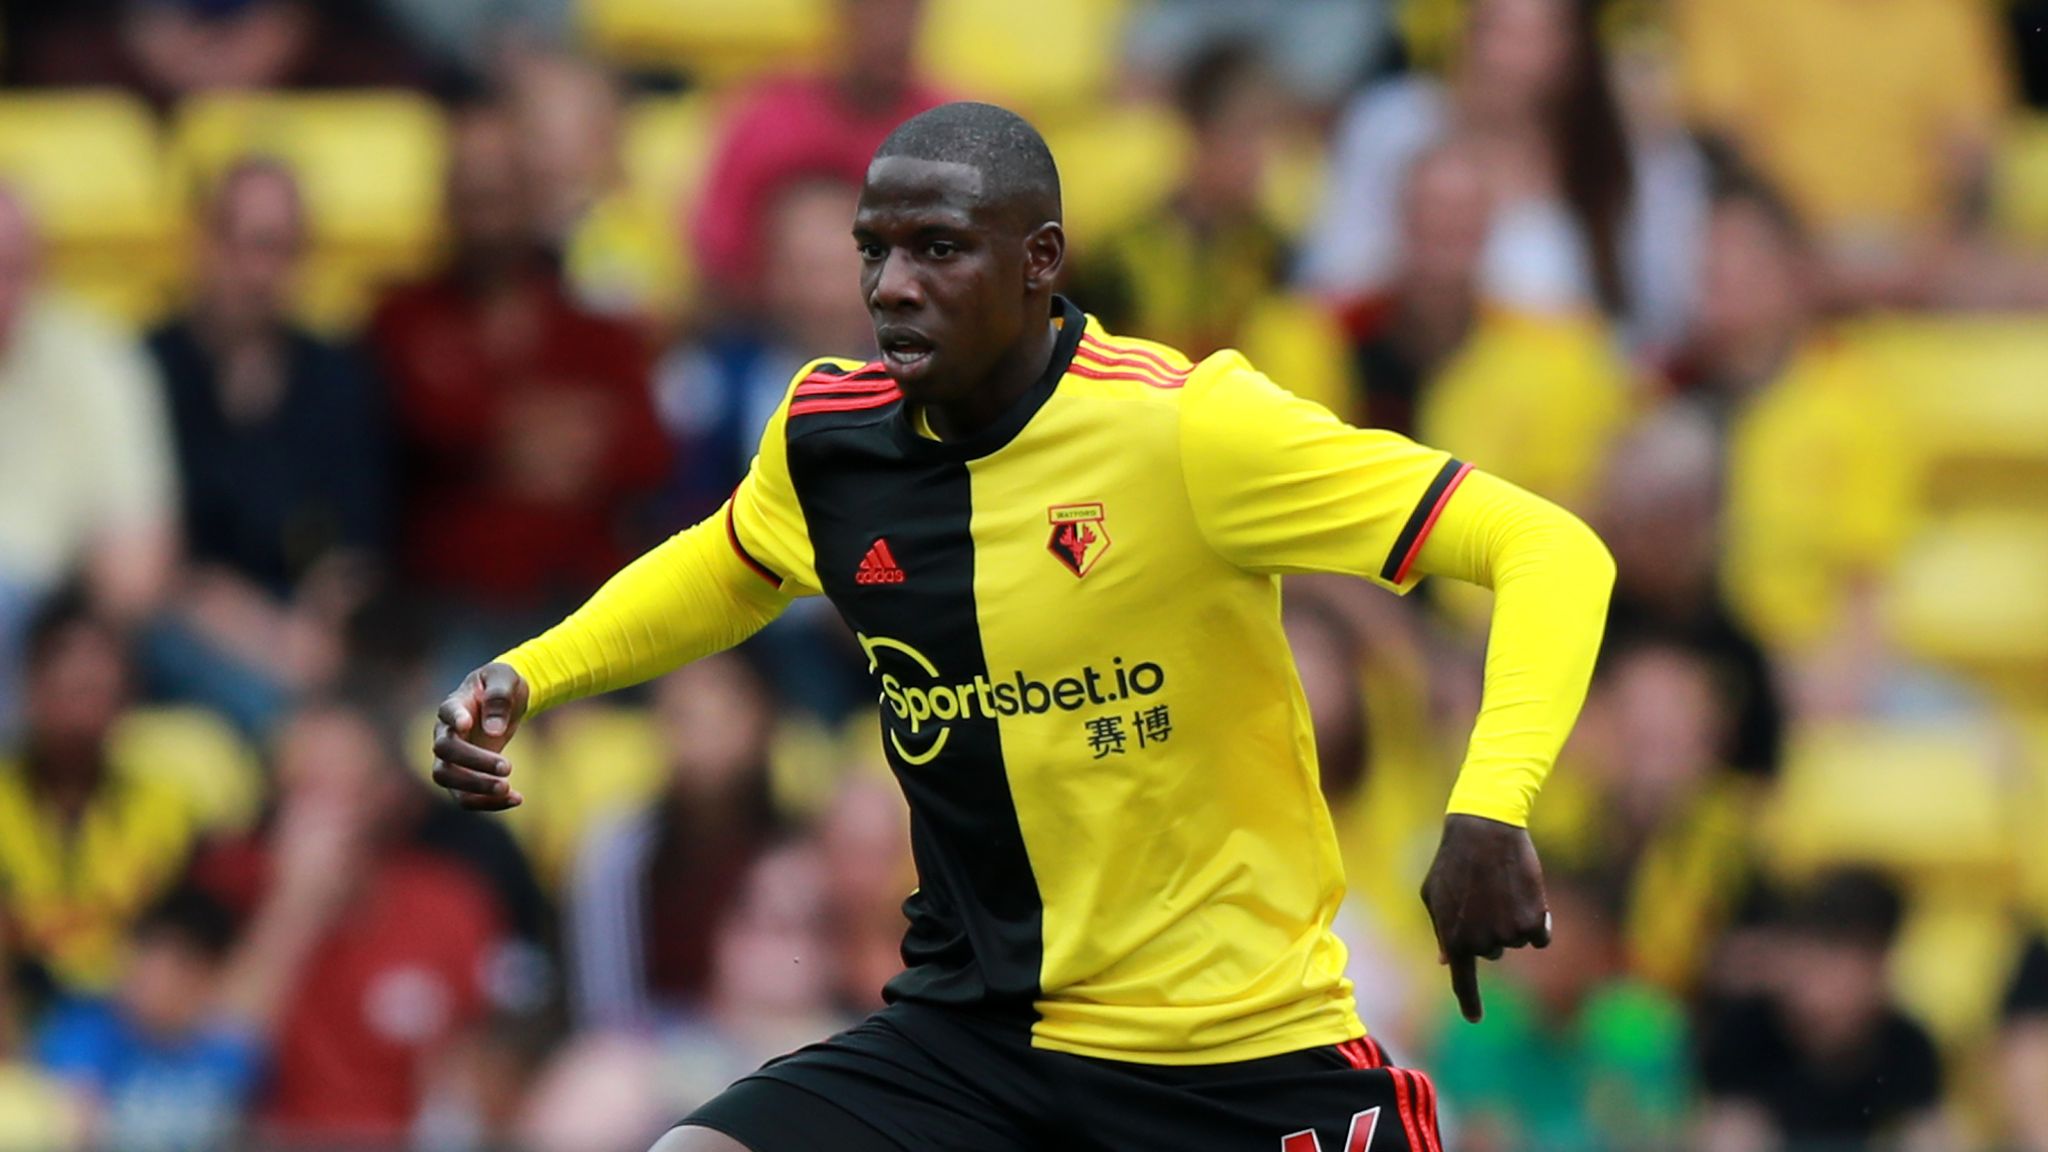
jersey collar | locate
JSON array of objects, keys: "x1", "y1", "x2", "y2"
[{"x1": 889, "y1": 295, "x2": 1085, "y2": 462}]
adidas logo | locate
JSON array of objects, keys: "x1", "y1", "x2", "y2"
[{"x1": 855, "y1": 538, "x2": 906, "y2": 585}]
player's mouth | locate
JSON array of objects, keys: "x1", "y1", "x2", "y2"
[{"x1": 878, "y1": 329, "x2": 936, "y2": 380}]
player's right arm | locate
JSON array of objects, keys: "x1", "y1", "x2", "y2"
[{"x1": 432, "y1": 365, "x2": 831, "y2": 811}]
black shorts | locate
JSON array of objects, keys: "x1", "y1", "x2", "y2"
[{"x1": 681, "y1": 1001, "x2": 1443, "y2": 1152}]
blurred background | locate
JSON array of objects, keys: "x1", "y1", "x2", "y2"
[{"x1": 0, "y1": 0, "x2": 2044, "y2": 1148}]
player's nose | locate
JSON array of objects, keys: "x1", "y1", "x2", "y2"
[{"x1": 868, "y1": 248, "x2": 924, "y2": 313}]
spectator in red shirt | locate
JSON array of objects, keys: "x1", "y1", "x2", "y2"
[
  {"x1": 187, "y1": 697, "x2": 508, "y2": 1146},
  {"x1": 370, "y1": 104, "x2": 667, "y2": 625},
  {"x1": 689, "y1": 0, "x2": 949, "y2": 307}
]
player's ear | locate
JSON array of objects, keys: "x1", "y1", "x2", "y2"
[{"x1": 1022, "y1": 222, "x2": 1065, "y2": 294}]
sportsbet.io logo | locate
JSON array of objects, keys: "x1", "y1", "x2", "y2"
[{"x1": 858, "y1": 632, "x2": 1165, "y2": 765}]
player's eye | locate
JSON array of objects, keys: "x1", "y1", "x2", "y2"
[
  {"x1": 924, "y1": 240, "x2": 958, "y2": 259},
  {"x1": 857, "y1": 241, "x2": 886, "y2": 262}
]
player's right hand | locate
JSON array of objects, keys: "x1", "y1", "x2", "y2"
[
  {"x1": 432, "y1": 661, "x2": 530, "y2": 811},
  {"x1": 1420, "y1": 813, "x2": 1552, "y2": 1023}
]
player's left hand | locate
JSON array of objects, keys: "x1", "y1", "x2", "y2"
[{"x1": 1420, "y1": 813, "x2": 1551, "y2": 1023}]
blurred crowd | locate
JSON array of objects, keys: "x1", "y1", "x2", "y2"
[{"x1": 0, "y1": 0, "x2": 2046, "y2": 1149}]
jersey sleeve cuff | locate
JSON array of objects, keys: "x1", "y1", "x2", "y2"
[
  {"x1": 1443, "y1": 784, "x2": 1531, "y2": 829},
  {"x1": 492, "y1": 648, "x2": 560, "y2": 716}
]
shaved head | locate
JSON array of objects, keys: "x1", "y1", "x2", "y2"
[{"x1": 872, "y1": 102, "x2": 1061, "y2": 229}]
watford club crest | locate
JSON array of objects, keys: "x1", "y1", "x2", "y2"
[{"x1": 1047, "y1": 503, "x2": 1110, "y2": 578}]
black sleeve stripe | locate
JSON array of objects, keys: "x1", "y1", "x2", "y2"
[{"x1": 1379, "y1": 457, "x2": 1469, "y2": 584}]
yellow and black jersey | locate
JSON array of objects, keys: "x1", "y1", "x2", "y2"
[
  {"x1": 502, "y1": 294, "x2": 1614, "y2": 1066},
  {"x1": 722, "y1": 297, "x2": 1466, "y2": 1063}
]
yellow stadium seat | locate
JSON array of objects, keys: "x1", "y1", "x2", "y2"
[
  {"x1": 916, "y1": 0, "x2": 1129, "y2": 114},
  {"x1": 1848, "y1": 317, "x2": 2048, "y2": 507},
  {"x1": 1885, "y1": 512, "x2": 2048, "y2": 675},
  {"x1": 1043, "y1": 103, "x2": 1190, "y2": 251},
  {"x1": 1890, "y1": 883, "x2": 2024, "y2": 1051},
  {"x1": 577, "y1": 91, "x2": 725, "y2": 320},
  {"x1": 623, "y1": 93, "x2": 725, "y2": 225},
  {"x1": 167, "y1": 92, "x2": 448, "y2": 329},
  {"x1": 0, "y1": 92, "x2": 169, "y2": 248},
  {"x1": 1417, "y1": 310, "x2": 1634, "y2": 510},
  {"x1": 2009, "y1": 709, "x2": 2048, "y2": 920},
  {"x1": 0, "y1": 91, "x2": 176, "y2": 327},
  {"x1": 1764, "y1": 719, "x2": 2016, "y2": 879},
  {"x1": 519, "y1": 704, "x2": 669, "y2": 885},
  {"x1": 1260, "y1": 124, "x2": 1328, "y2": 241},
  {"x1": 108, "y1": 706, "x2": 264, "y2": 835},
  {"x1": 580, "y1": 0, "x2": 829, "y2": 84},
  {"x1": 1997, "y1": 116, "x2": 2048, "y2": 244},
  {"x1": 1237, "y1": 294, "x2": 1353, "y2": 416}
]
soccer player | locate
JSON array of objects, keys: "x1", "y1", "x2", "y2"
[{"x1": 432, "y1": 102, "x2": 1614, "y2": 1152}]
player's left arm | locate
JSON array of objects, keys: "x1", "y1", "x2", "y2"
[
  {"x1": 1180, "y1": 357, "x2": 1614, "y2": 1021},
  {"x1": 1407, "y1": 468, "x2": 1614, "y2": 1022}
]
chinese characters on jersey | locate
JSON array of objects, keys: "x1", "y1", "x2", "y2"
[{"x1": 1086, "y1": 704, "x2": 1172, "y2": 758}]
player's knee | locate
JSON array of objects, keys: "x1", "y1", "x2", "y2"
[{"x1": 648, "y1": 1124, "x2": 757, "y2": 1152}]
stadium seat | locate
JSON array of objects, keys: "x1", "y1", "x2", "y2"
[
  {"x1": 586, "y1": 92, "x2": 726, "y2": 319},
  {"x1": 166, "y1": 92, "x2": 449, "y2": 331},
  {"x1": 1885, "y1": 512, "x2": 2048, "y2": 676},
  {"x1": 518, "y1": 704, "x2": 669, "y2": 885},
  {"x1": 1996, "y1": 115, "x2": 2048, "y2": 245},
  {"x1": 1890, "y1": 884, "x2": 2024, "y2": 1052},
  {"x1": 1042, "y1": 103, "x2": 1190, "y2": 250},
  {"x1": 916, "y1": 0, "x2": 1130, "y2": 114},
  {"x1": 1764, "y1": 718, "x2": 2016, "y2": 879},
  {"x1": 1416, "y1": 310, "x2": 1633, "y2": 511},
  {"x1": 579, "y1": 0, "x2": 829, "y2": 84},
  {"x1": 1847, "y1": 317, "x2": 2048, "y2": 508},
  {"x1": 108, "y1": 706, "x2": 264, "y2": 835},
  {"x1": 623, "y1": 94, "x2": 724, "y2": 220},
  {"x1": 2011, "y1": 708, "x2": 2048, "y2": 916},
  {"x1": 0, "y1": 91, "x2": 176, "y2": 326},
  {"x1": 1236, "y1": 293, "x2": 1353, "y2": 416},
  {"x1": 1260, "y1": 124, "x2": 1328, "y2": 241}
]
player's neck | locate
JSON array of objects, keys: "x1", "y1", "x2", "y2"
[{"x1": 923, "y1": 316, "x2": 1059, "y2": 442}]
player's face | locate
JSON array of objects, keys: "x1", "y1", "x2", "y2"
[{"x1": 854, "y1": 157, "x2": 1034, "y2": 404}]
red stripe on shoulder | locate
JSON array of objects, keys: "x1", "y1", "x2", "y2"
[
  {"x1": 1067, "y1": 360, "x2": 1185, "y2": 390},
  {"x1": 1081, "y1": 333, "x2": 1187, "y2": 375},
  {"x1": 788, "y1": 388, "x2": 901, "y2": 418},
  {"x1": 1076, "y1": 343, "x2": 1189, "y2": 379},
  {"x1": 795, "y1": 378, "x2": 899, "y2": 397},
  {"x1": 1072, "y1": 342, "x2": 1190, "y2": 388},
  {"x1": 798, "y1": 361, "x2": 890, "y2": 384}
]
